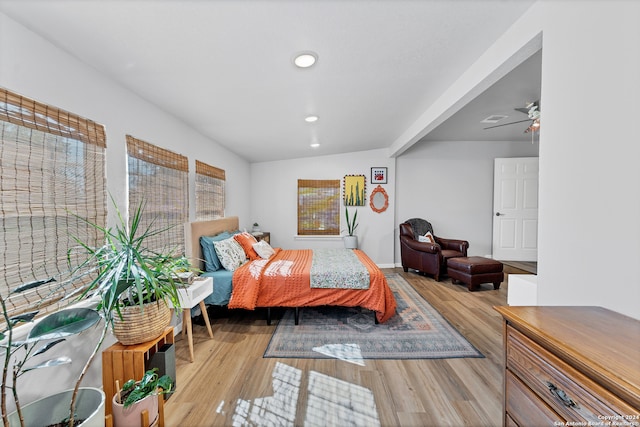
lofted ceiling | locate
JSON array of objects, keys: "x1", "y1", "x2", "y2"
[
  {"x1": 0, "y1": 0, "x2": 539, "y2": 163},
  {"x1": 423, "y1": 50, "x2": 542, "y2": 144}
]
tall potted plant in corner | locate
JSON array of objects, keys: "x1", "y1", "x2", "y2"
[
  {"x1": 2, "y1": 279, "x2": 110, "y2": 427},
  {"x1": 343, "y1": 207, "x2": 359, "y2": 249},
  {"x1": 71, "y1": 197, "x2": 182, "y2": 346}
]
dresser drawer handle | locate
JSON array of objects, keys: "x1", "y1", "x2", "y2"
[{"x1": 546, "y1": 382, "x2": 577, "y2": 407}]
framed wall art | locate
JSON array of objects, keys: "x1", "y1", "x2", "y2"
[
  {"x1": 371, "y1": 167, "x2": 387, "y2": 184},
  {"x1": 343, "y1": 174, "x2": 366, "y2": 206},
  {"x1": 369, "y1": 185, "x2": 389, "y2": 213}
]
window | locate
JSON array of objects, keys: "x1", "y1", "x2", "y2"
[
  {"x1": 195, "y1": 160, "x2": 225, "y2": 220},
  {"x1": 126, "y1": 135, "x2": 188, "y2": 255},
  {"x1": 297, "y1": 179, "x2": 340, "y2": 235},
  {"x1": 0, "y1": 88, "x2": 107, "y2": 320}
]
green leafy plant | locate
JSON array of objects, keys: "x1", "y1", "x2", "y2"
[
  {"x1": 116, "y1": 368, "x2": 173, "y2": 408},
  {"x1": 168, "y1": 256, "x2": 197, "y2": 274},
  {"x1": 0, "y1": 196, "x2": 184, "y2": 427},
  {"x1": 70, "y1": 196, "x2": 182, "y2": 322},
  {"x1": 1, "y1": 280, "x2": 105, "y2": 427},
  {"x1": 345, "y1": 208, "x2": 359, "y2": 236}
]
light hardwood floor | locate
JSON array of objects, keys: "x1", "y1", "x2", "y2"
[{"x1": 164, "y1": 267, "x2": 526, "y2": 426}]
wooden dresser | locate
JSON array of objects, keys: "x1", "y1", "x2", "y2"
[{"x1": 494, "y1": 306, "x2": 640, "y2": 426}]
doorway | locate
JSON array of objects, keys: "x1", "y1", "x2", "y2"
[{"x1": 492, "y1": 157, "x2": 539, "y2": 262}]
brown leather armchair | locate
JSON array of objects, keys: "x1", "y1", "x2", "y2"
[{"x1": 399, "y1": 218, "x2": 469, "y2": 281}]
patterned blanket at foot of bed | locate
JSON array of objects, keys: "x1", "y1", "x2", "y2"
[{"x1": 310, "y1": 248, "x2": 370, "y2": 289}]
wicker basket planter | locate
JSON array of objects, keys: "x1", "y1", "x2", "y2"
[{"x1": 112, "y1": 300, "x2": 172, "y2": 345}]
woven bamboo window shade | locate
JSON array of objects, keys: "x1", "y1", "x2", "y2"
[
  {"x1": 297, "y1": 179, "x2": 341, "y2": 235},
  {"x1": 126, "y1": 135, "x2": 188, "y2": 255},
  {"x1": 195, "y1": 160, "x2": 225, "y2": 220},
  {"x1": 0, "y1": 88, "x2": 107, "y2": 322}
]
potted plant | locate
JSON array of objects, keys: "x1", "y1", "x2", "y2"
[
  {"x1": 343, "y1": 208, "x2": 359, "y2": 249},
  {"x1": 1, "y1": 197, "x2": 183, "y2": 426},
  {"x1": 111, "y1": 368, "x2": 173, "y2": 427},
  {"x1": 168, "y1": 256, "x2": 200, "y2": 286},
  {"x1": 1, "y1": 279, "x2": 108, "y2": 427},
  {"x1": 71, "y1": 197, "x2": 182, "y2": 346},
  {"x1": 252, "y1": 222, "x2": 260, "y2": 233}
]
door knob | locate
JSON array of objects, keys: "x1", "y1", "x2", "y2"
[{"x1": 496, "y1": 212, "x2": 503, "y2": 216}]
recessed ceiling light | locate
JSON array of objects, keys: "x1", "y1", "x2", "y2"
[
  {"x1": 305, "y1": 115, "x2": 319, "y2": 123},
  {"x1": 294, "y1": 52, "x2": 317, "y2": 68},
  {"x1": 310, "y1": 142, "x2": 320, "y2": 148}
]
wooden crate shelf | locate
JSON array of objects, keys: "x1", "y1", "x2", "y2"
[{"x1": 102, "y1": 327, "x2": 174, "y2": 425}]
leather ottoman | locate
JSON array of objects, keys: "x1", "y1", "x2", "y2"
[{"x1": 447, "y1": 256, "x2": 504, "y2": 291}]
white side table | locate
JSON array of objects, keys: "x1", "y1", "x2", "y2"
[{"x1": 170, "y1": 276, "x2": 214, "y2": 362}]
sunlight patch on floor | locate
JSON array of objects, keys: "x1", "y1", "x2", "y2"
[
  {"x1": 229, "y1": 362, "x2": 380, "y2": 426},
  {"x1": 232, "y1": 362, "x2": 301, "y2": 426},
  {"x1": 312, "y1": 343, "x2": 365, "y2": 366},
  {"x1": 305, "y1": 371, "x2": 380, "y2": 427}
]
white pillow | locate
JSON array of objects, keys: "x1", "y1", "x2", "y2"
[
  {"x1": 253, "y1": 240, "x2": 275, "y2": 259},
  {"x1": 418, "y1": 231, "x2": 435, "y2": 244},
  {"x1": 213, "y1": 237, "x2": 246, "y2": 271}
]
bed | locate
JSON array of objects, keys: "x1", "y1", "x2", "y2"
[{"x1": 184, "y1": 217, "x2": 397, "y2": 323}]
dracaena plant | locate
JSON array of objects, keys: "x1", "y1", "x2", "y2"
[
  {"x1": 70, "y1": 196, "x2": 182, "y2": 324},
  {"x1": 1, "y1": 196, "x2": 184, "y2": 427}
]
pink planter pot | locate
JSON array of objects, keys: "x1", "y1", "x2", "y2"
[{"x1": 111, "y1": 392, "x2": 159, "y2": 427}]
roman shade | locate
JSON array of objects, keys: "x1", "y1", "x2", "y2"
[
  {"x1": 195, "y1": 160, "x2": 225, "y2": 220},
  {"x1": 0, "y1": 88, "x2": 107, "y2": 321},
  {"x1": 126, "y1": 135, "x2": 188, "y2": 255},
  {"x1": 297, "y1": 179, "x2": 340, "y2": 235}
]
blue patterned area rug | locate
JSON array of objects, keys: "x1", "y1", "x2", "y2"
[{"x1": 264, "y1": 273, "x2": 483, "y2": 360}]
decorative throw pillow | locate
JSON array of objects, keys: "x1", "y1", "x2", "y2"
[
  {"x1": 253, "y1": 240, "x2": 275, "y2": 259},
  {"x1": 200, "y1": 232, "x2": 232, "y2": 272},
  {"x1": 213, "y1": 237, "x2": 246, "y2": 271},
  {"x1": 233, "y1": 231, "x2": 260, "y2": 260},
  {"x1": 418, "y1": 231, "x2": 435, "y2": 244}
]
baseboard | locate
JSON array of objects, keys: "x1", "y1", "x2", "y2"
[{"x1": 377, "y1": 263, "x2": 396, "y2": 269}]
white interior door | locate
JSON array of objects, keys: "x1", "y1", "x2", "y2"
[{"x1": 492, "y1": 157, "x2": 539, "y2": 261}]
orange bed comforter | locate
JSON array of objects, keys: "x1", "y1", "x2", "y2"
[{"x1": 228, "y1": 248, "x2": 397, "y2": 323}]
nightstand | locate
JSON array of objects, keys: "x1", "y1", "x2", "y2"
[
  {"x1": 169, "y1": 276, "x2": 214, "y2": 362},
  {"x1": 252, "y1": 231, "x2": 270, "y2": 244}
]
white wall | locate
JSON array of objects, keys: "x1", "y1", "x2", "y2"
[
  {"x1": 536, "y1": 1, "x2": 640, "y2": 319},
  {"x1": 394, "y1": 1, "x2": 640, "y2": 321},
  {"x1": 396, "y1": 140, "x2": 539, "y2": 259},
  {"x1": 251, "y1": 149, "x2": 396, "y2": 267},
  {"x1": 0, "y1": 12, "x2": 251, "y2": 225},
  {"x1": 0, "y1": 11, "x2": 252, "y2": 407}
]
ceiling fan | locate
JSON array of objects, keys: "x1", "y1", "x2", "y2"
[{"x1": 484, "y1": 101, "x2": 541, "y2": 133}]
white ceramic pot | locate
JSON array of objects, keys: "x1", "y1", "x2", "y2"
[
  {"x1": 112, "y1": 392, "x2": 159, "y2": 427},
  {"x1": 7, "y1": 387, "x2": 105, "y2": 427},
  {"x1": 343, "y1": 235, "x2": 358, "y2": 249}
]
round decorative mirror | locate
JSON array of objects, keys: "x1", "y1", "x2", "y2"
[{"x1": 369, "y1": 185, "x2": 389, "y2": 213}]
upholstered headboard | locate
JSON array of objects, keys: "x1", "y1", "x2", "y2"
[{"x1": 184, "y1": 216, "x2": 239, "y2": 271}]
